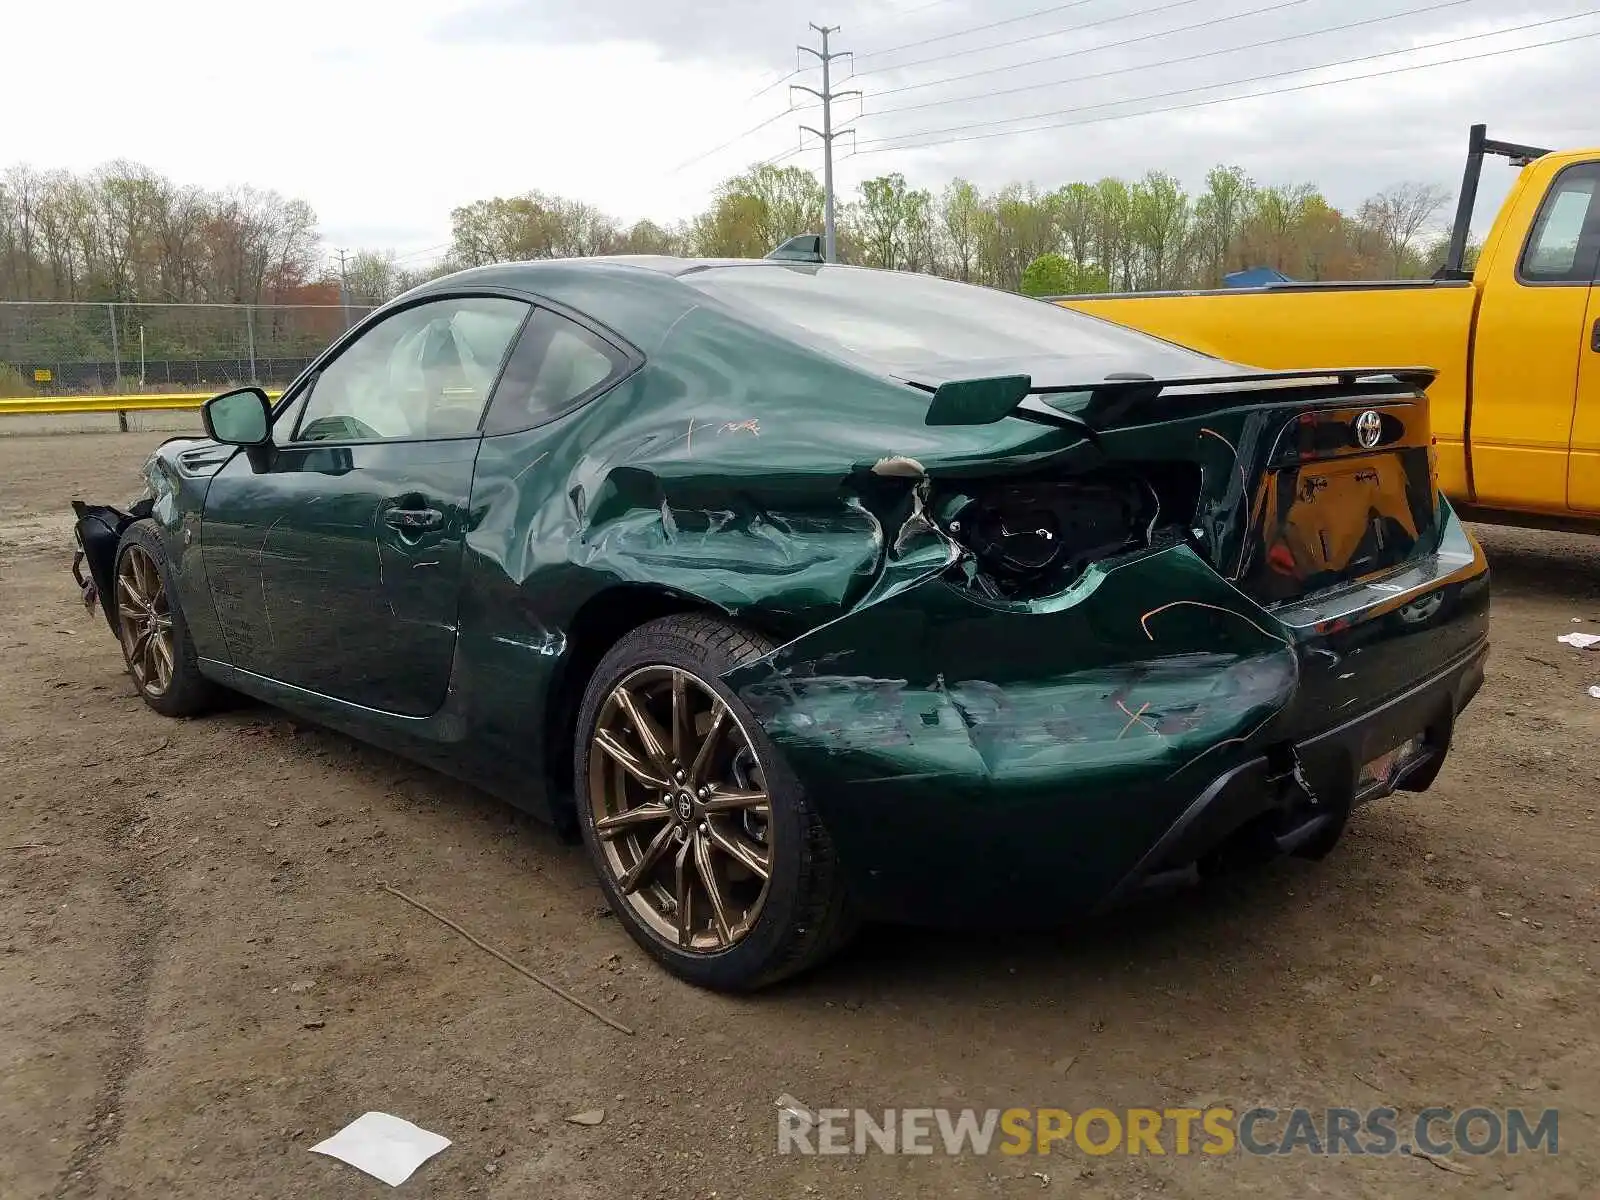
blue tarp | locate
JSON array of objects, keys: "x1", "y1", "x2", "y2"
[{"x1": 1223, "y1": 267, "x2": 1295, "y2": 288}]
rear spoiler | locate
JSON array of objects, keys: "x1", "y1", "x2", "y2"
[{"x1": 913, "y1": 367, "x2": 1439, "y2": 428}]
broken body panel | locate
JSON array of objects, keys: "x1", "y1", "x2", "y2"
[{"x1": 72, "y1": 259, "x2": 1490, "y2": 921}]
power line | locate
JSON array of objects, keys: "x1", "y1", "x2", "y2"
[
  {"x1": 869, "y1": 0, "x2": 1485, "y2": 117},
  {"x1": 857, "y1": 0, "x2": 965, "y2": 27},
  {"x1": 671, "y1": 58, "x2": 827, "y2": 174},
  {"x1": 855, "y1": 9, "x2": 1599, "y2": 149},
  {"x1": 851, "y1": 0, "x2": 1207, "y2": 76},
  {"x1": 854, "y1": 0, "x2": 1100, "y2": 62},
  {"x1": 851, "y1": 21, "x2": 1600, "y2": 155},
  {"x1": 670, "y1": 0, "x2": 1153, "y2": 181},
  {"x1": 742, "y1": 66, "x2": 807, "y2": 104},
  {"x1": 392, "y1": 242, "x2": 450, "y2": 263},
  {"x1": 867, "y1": 0, "x2": 1312, "y2": 99},
  {"x1": 669, "y1": 102, "x2": 820, "y2": 174},
  {"x1": 762, "y1": 143, "x2": 809, "y2": 168}
]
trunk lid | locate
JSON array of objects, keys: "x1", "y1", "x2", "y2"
[{"x1": 1230, "y1": 395, "x2": 1439, "y2": 607}]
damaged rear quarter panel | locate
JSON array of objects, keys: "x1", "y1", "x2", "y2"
[
  {"x1": 453, "y1": 286, "x2": 1097, "y2": 799},
  {"x1": 721, "y1": 543, "x2": 1300, "y2": 922}
]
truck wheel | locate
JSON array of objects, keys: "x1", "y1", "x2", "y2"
[
  {"x1": 573, "y1": 614, "x2": 856, "y2": 991},
  {"x1": 113, "y1": 520, "x2": 219, "y2": 718}
]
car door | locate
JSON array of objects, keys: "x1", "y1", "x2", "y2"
[
  {"x1": 201, "y1": 293, "x2": 529, "y2": 715},
  {"x1": 1471, "y1": 159, "x2": 1600, "y2": 511}
]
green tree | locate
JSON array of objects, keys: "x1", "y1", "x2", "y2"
[
  {"x1": 856, "y1": 173, "x2": 913, "y2": 269},
  {"x1": 1051, "y1": 181, "x2": 1098, "y2": 270},
  {"x1": 617, "y1": 219, "x2": 682, "y2": 255},
  {"x1": 1129, "y1": 171, "x2": 1190, "y2": 290},
  {"x1": 1092, "y1": 177, "x2": 1132, "y2": 291},
  {"x1": 1020, "y1": 253, "x2": 1110, "y2": 297},
  {"x1": 1020, "y1": 253, "x2": 1075, "y2": 296},
  {"x1": 690, "y1": 164, "x2": 823, "y2": 258},
  {"x1": 1193, "y1": 165, "x2": 1254, "y2": 286},
  {"x1": 940, "y1": 178, "x2": 983, "y2": 282},
  {"x1": 343, "y1": 249, "x2": 402, "y2": 306},
  {"x1": 448, "y1": 194, "x2": 561, "y2": 265},
  {"x1": 900, "y1": 187, "x2": 938, "y2": 273},
  {"x1": 689, "y1": 190, "x2": 767, "y2": 258}
]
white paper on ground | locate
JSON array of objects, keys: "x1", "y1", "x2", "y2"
[
  {"x1": 1588, "y1": 685, "x2": 1600, "y2": 700},
  {"x1": 1558, "y1": 632, "x2": 1600, "y2": 650},
  {"x1": 309, "y1": 1112, "x2": 451, "y2": 1187}
]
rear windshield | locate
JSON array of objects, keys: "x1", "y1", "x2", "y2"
[{"x1": 680, "y1": 263, "x2": 1201, "y2": 375}]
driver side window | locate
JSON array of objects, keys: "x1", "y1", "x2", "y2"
[{"x1": 293, "y1": 296, "x2": 529, "y2": 442}]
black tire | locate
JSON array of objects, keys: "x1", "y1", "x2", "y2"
[
  {"x1": 573, "y1": 614, "x2": 856, "y2": 991},
  {"x1": 113, "y1": 520, "x2": 220, "y2": 719}
]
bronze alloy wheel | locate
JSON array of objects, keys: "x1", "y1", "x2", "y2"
[
  {"x1": 588, "y1": 665, "x2": 773, "y2": 952},
  {"x1": 116, "y1": 543, "x2": 175, "y2": 698}
]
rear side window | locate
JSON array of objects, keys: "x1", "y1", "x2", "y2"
[
  {"x1": 680, "y1": 263, "x2": 1218, "y2": 379},
  {"x1": 1520, "y1": 163, "x2": 1600, "y2": 283},
  {"x1": 483, "y1": 308, "x2": 629, "y2": 435}
]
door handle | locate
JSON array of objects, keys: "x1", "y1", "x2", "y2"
[
  {"x1": 382, "y1": 506, "x2": 444, "y2": 533},
  {"x1": 1592, "y1": 318, "x2": 1600, "y2": 353}
]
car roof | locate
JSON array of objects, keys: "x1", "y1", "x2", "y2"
[
  {"x1": 408, "y1": 257, "x2": 1228, "y2": 392},
  {"x1": 421, "y1": 255, "x2": 877, "y2": 288}
]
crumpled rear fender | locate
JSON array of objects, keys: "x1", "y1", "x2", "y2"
[{"x1": 721, "y1": 542, "x2": 1300, "y2": 920}]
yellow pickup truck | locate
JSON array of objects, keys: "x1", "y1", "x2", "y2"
[{"x1": 1059, "y1": 126, "x2": 1600, "y2": 530}]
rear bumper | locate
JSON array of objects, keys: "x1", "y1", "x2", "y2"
[
  {"x1": 1098, "y1": 634, "x2": 1486, "y2": 910},
  {"x1": 726, "y1": 498, "x2": 1490, "y2": 926}
]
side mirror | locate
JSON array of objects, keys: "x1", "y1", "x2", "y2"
[{"x1": 202, "y1": 386, "x2": 272, "y2": 446}]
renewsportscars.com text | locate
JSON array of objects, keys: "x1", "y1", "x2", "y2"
[{"x1": 776, "y1": 1104, "x2": 1559, "y2": 1158}]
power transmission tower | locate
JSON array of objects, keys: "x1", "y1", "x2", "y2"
[{"x1": 793, "y1": 24, "x2": 858, "y2": 263}]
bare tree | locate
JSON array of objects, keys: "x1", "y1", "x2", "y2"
[{"x1": 1360, "y1": 183, "x2": 1453, "y2": 277}]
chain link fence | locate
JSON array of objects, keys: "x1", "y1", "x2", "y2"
[{"x1": 0, "y1": 301, "x2": 379, "y2": 396}]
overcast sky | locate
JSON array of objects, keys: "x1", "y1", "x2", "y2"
[{"x1": 10, "y1": 0, "x2": 1598, "y2": 266}]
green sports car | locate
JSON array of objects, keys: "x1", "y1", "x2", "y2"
[{"x1": 70, "y1": 257, "x2": 1490, "y2": 990}]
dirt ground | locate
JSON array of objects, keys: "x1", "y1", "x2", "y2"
[{"x1": 2, "y1": 430, "x2": 1597, "y2": 1199}]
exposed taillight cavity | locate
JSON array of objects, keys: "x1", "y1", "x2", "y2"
[{"x1": 942, "y1": 464, "x2": 1200, "y2": 600}]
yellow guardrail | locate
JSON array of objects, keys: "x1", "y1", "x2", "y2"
[{"x1": 0, "y1": 391, "x2": 281, "y2": 418}]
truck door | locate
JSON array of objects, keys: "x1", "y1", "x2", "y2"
[{"x1": 1471, "y1": 160, "x2": 1600, "y2": 512}]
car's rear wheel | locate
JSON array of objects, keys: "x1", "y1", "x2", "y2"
[
  {"x1": 114, "y1": 521, "x2": 218, "y2": 718},
  {"x1": 573, "y1": 614, "x2": 855, "y2": 991}
]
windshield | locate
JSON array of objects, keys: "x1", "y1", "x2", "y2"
[{"x1": 680, "y1": 263, "x2": 1217, "y2": 381}]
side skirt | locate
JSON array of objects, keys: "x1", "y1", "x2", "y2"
[{"x1": 197, "y1": 655, "x2": 558, "y2": 824}]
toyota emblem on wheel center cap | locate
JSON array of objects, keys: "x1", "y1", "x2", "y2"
[{"x1": 1354, "y1": 410, "x2": 1383, "y2": 449}]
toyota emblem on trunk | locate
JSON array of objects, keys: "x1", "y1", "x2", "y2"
[{"x1": 1354, "y1": 410, "x2": 1383, "y2": 449}]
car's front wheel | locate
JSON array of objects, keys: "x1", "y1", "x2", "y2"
[
  {"x1": 573, "y1": 614, "x2": 855, "y2": 991},
  {"x1": 113, "y1": 520, "x2": 219, "y2": 718}
]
